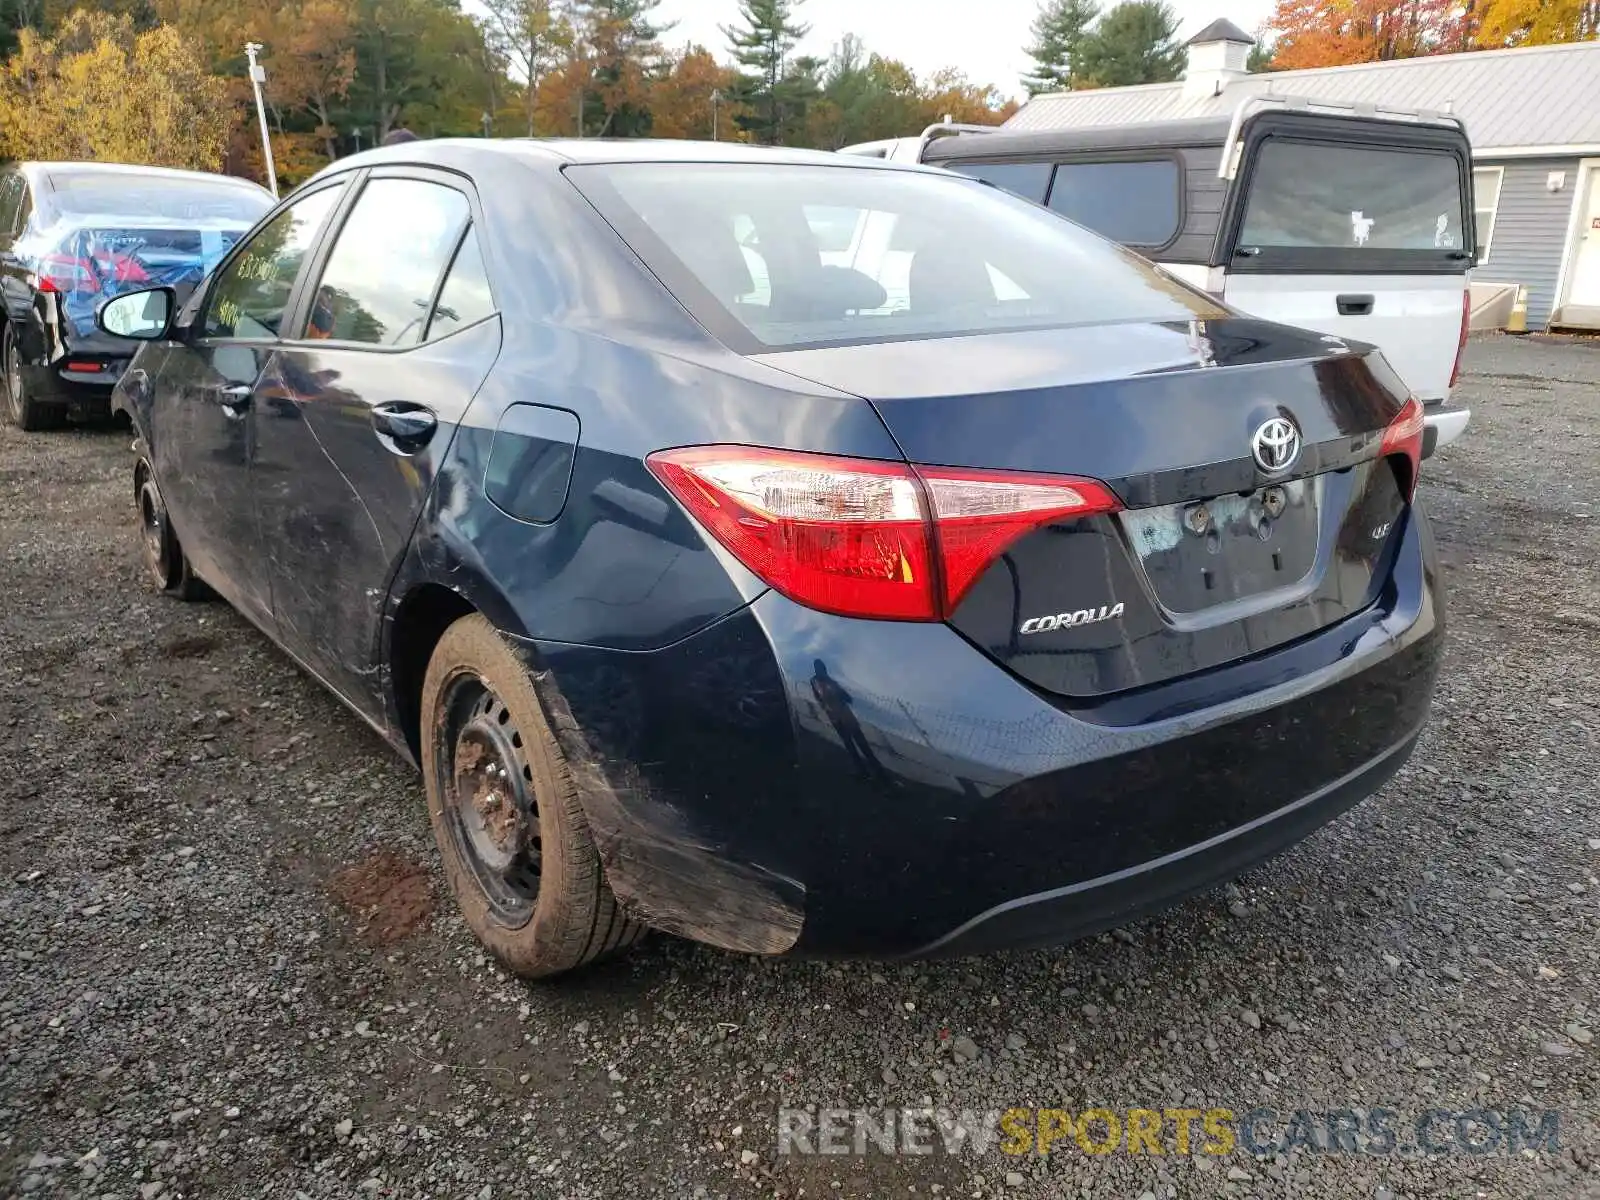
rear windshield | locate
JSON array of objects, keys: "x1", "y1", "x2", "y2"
[
  {"x1": 1236, "y1": 139, "x2": 1470, "y2": 267},
  {"x1": 47, "y1": 173, "x2": 269, "y2": 221},
  {"x1": 567, "y1": 162, "x2": 1222, "y2": 352}
]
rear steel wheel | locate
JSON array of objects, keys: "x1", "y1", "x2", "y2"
[
  {"x1": 439, "y1": 678, "x2": 544, "y2": 926},
  {"x1": 2, "y1": 323, "x2": 65, "y2": 432},
  {"x1": 421, "y1": 614, "x2": 643, "y2": 977}
]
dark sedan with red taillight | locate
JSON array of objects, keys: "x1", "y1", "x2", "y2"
[{"x1": 95, "y1": 138, "x2": 1442, "y2": 976}]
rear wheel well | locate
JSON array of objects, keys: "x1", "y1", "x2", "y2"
[{"x1": 390, "y1": 584, "x2": 477, "y2": 761}]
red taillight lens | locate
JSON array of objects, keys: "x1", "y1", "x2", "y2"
[
  {"x1": 920, "y1": 467, "x2": 1121, "y2": 612},
  {"x1": 1449, "y1": 288, "x2": 1470, "y2": 389},
  {"x1": 1381, "y1": 396, "x2": 1425, "y2": 500},
  {"x1": 646, "y1": 445, "x2": 1121, "y2": 621},
  {"x1": 35, "y1": 254, "x2": 100, "y2": 295}
]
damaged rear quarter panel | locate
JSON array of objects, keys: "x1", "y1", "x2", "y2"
[{"x1": 507, "y1": 614, "x2": 808, "y2": 956}]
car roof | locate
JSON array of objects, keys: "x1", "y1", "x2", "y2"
[{"x1": 309, "y1": 136, "x2": 942, "y2": 183}]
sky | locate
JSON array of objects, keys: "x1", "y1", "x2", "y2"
[{"x1": 653, "y1": 0, "x2": 1278, "y2": 100}]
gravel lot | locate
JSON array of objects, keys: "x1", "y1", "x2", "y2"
[{"x1": 2, "y1": 335, "x2": 1598, "y2": 1200}]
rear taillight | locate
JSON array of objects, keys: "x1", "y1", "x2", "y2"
[
  {"x1": 1448, "y1": 288, "x2": 1470, "y2": 389},
  {"x1": 1381, "y1": 396, "x2": 1425, "y2": 501},
  {"x1": 34, "y1": 255, "x2": 100, "y2": 295},
  {"x1": 647, "y1": 445, "x2": 1121, "y2": 621}
]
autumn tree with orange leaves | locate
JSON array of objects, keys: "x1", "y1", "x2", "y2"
[
  {"x1": 2, "y1": 0, "x2": 1018, "y2": 183},
  {"x1": 1266, "y1": 0, "x2": 1470, "y2": 69}
]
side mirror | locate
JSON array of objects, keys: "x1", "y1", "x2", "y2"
[{"x1": 97, "y1": 287, "x2": 175, "y2": 341}]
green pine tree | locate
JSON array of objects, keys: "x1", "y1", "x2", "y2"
[
  {"x1": 575, "y1": 0, "x2": 669, "y2": 137},
  {"x1": 723, "y1": 0, "x2": 809, "y2": 144},
  {"x1": 1022, "y1": 0, "x2": 1101, "y2": 95},
  {"x1": 1074, "y1": 0, "x2": 1185, "y2": 88}
]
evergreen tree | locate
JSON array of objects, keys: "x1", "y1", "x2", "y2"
[
  {"x1": 723, "y1": 0, "x2": 808, "y2": 144},
  {"x1": 572, "y1": 0, "x2": 667, "y2": 136},
  {"x1": 1074, "y1": 0, "x2": 1184, "y2": 87},
  {"x1": 1022, "y1": 0, "x2": 1100, "y2": 94}
]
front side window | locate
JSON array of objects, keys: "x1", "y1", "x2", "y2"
[
  {"x1": 303, "y1": 178, "x2": 470, "y2": 346},
  {"x1": 1237, "y1": 139, "x2": 1469, "y2": 265},
  {"x1": 567, "y1": 162, "x2": 1222, "y2": 353},
  {"x1": 204, "y1": 185, "x2": 344, "y2": 340}
]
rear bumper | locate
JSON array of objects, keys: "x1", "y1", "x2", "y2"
[
  {"x1": 1423, "y1": 406, "x2": 1470, "y2": 458},
  {"x1": 915, "y1": 731, "x2": 1416, "y2": 957},
  {"x1": 19, "y1": 362, "x2": 118, "y2": 416},
  {"x1": 514, "y1": 505, "x2": 1444, "y2": 959}
]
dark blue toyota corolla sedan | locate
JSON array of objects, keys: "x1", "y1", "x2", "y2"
[{"x1": 99, "y1": 139, "x2": 1443, "y2": 976}]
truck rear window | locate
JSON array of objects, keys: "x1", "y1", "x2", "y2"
[{"x1": 1236, "y1": 139, "x2": 1470, "y2": 267}]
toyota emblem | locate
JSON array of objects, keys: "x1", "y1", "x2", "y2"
[{"x1": 1251, "y1": 416, "x2": 1301, "y2": 473}]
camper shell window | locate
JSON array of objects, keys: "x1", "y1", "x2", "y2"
[
  {"x1": 943, "y1": 157, "x2": 1182, "y2": 248},
  {"x1": 1222, "y1": 114, "x2": 1474, "y2": 275},
  {"x1": 1046, "y1": 159, "x2": 1180, "y2": 247}
]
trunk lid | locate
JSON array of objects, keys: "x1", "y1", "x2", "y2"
[{"x1": 755, "y1": 316, "x2": 1414, "y2": 698}]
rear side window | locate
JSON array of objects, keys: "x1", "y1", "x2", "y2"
[
  {"x1": 426, "y1": 226, "x2": 496, "y2": 340},
  {"x1": 1236, "y1": 139, "x2": 1469, "y2": 266},
  {"x1": 566, "y1": 161, "x2": 1223, "y2": 353},
  {"x1": 1047, "y1": 160, "x2": 1180, "y2": 247},
  {"x1": 304, "y1": 178, "x2": 470, "y2": 346},
  {"x1": 945, "y1": 160, "x2": 1053, "y2": 203}
]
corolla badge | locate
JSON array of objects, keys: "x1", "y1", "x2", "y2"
[
  {"x1": 1019, "y1": 603, "x2": 1125, "y2": 635},
  {"x1": 1251, "y1": 416, "x2": 1301, "y2": 474}
]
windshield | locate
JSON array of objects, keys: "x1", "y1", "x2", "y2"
[
  {"x1": 567, "y1": 162, "x2": 1222, "y2": 352},
  {"x1": 47, "y1": 173, "x2": 270, "y2": 222}
]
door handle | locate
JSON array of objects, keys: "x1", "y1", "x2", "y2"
[
  {"x1": 218, "y1": 383, "x2": 252, "y2": 417},
  {"x1": 1336, "y1": 294, "x2": 1374, "y2": 316},
  {"x1": 372, "y1": 402, "x2": 437, "y2": 451}
]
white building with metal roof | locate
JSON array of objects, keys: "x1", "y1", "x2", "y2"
[{"x1": 1007, "y1": 28, "x2": 1600, "y2": 329}]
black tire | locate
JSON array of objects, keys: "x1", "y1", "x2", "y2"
[
  {"x1": 421, "y1": 614, "x2": 643, "y2": 977},
  {"x1": 135, "y1": 461, "x2": 210, "y2": 600},
  {"x1": 2, "y1": 322, "x2": 66, "y2": 432}
]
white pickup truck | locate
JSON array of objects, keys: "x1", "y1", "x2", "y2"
[{"x1": 842, "y1": 96, "x2": 1474, "y2": 457}]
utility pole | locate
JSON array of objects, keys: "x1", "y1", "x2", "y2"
[
  {"x1": 243, "y1": 42, "x2": 278, "y2": 199},
  {"x1": 711, "y1": 88, "x2": 721, "y2": 141}
]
